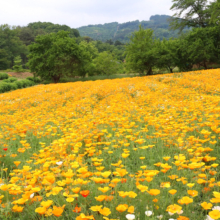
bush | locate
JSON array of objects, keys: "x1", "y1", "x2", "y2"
[
  {"x1": 0, "y1": 72, "x2": 9, "y2": 80},
  {"x1": 0, "y1": 78, "x2": 36, "y2": 94},
  {"x1": 0, "y1": 82, "x2": 12, "y2": 92},
  {"x1": 10, "y1": 83, "x2": 18, "y2": 90},
  {"x1": 26, "y1": 76, "x2": 41, "y2": 83},
  {"x1": 3, "y1": 77, "x2": 17, "y2": 83},
  {"x1": 20, "y1": 79, "x2": 35, "y2": 88},
  {"x1": 14, "y1": 80, "x2": 24, "y2": 89}
]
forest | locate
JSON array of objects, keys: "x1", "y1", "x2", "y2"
[
  {"x1": 0, "y1": 0, "x2": 220, "y2": 83},
  {"x1": 77, "y1": 15, "x2": 185, "y2": 42}
]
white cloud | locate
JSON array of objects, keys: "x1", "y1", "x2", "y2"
[{"x1": 0, "y1": 0, "x2": 173, "y2": 28}]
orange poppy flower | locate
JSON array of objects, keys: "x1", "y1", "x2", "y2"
[
  {"x1": 73, "y1": 206, "x2": 81, "y2": 213},
  {"x1": 80, "y1": 190, "x2": 90, "y2": 198}
]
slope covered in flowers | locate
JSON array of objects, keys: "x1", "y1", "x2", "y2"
[{"x1": 0, "y1": 70, "x2": 220, "y2": 220}]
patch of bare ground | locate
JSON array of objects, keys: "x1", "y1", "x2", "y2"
[{"x1": 7, "y1": 72, "x2": 33, "y2": 79}]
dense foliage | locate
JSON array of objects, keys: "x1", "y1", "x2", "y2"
[
  {"x1": 78, "y1": 15, "x2": 184, "y2": 43},
  {"x1": 0, "y1": 73, "x2": 40, "y2": 93},
  {"x1": 28, "y1": 31, "x2": 90, "y2": 83}
]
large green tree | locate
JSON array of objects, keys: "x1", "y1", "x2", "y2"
[
  {"x1": 28, "y1": 31, "x2": 89, "y2": 83},
  {"x1": 184, "y1": 27, "x2": 220, "y2": 69},
  {"x1": 73, "y1": 41, "x2": 98, "y2": 77},
  {"x1": 155, "y1": 39, "x2": 178, "y2": 73},
  {"x1": 170, "y1": 0, "x2": 213, "y2": 31},
  {"x1": 125, "y1": 25, "x2": 158, "y2": 75}
]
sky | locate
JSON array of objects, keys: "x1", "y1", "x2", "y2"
[{"x1": 0, "y1": 0, "x2": 174, "y2": 28}]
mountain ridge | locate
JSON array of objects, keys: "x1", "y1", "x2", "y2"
[{"x1": 77, "y1": 15, "x2": 180, "y2": 43}]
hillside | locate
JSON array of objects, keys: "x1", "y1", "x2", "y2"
[
  {"x1": 77, "y1": 15, "x2": 181, "y2": 42},
  {"x1": 1, "y1": 69, "x2": 220, "y2": 219}
]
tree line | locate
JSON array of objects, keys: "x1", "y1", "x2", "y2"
[
  {"x1": 0, "y1": 22, "x2": 125, "y2": 73},
  {"x1": 1, "y1": 0, "x2": 220, "y2": 83},
  {"x1": 126, "y1": 0, "x2": 220, "y2": 74}
]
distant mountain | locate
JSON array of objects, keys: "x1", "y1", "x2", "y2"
[{"x1": 77, "y1": 15, "x2": 181, "y2": 43}]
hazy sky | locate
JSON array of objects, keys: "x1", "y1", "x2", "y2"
[{"x1": 1, "y1": 0, "x2": 174, "y2": 28}]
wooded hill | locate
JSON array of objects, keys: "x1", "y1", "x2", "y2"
[{"x1": 77, "y1": 15, "x2": 183, "y2": 42}]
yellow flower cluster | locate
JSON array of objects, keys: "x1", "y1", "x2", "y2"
[{"x1": 0, "y1": 69, "x2": 220, "y2": 219}]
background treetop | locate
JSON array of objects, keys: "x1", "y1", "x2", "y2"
[{"x1": 169, "y1": 0, "x2": 214, "y2": 31}]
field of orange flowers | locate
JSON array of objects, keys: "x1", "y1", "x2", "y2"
[{"x1": 0, "y1": 69, "x2": 220, "y2": 220}]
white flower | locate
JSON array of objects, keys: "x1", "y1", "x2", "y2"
[
  {"x1": 56, "y1": 161, "x2": 63, "y2": 166},
  {"x1": 126, "y1": 214, "x2": 135, "y2": 220},
  {"x1": 30, "y1": 193, "x2": 35, "y2": 198},
  {"x1": 168, "y1": 210, "x2": 183, "y2": 216},
  {"x1": 206, "y1": 215, "x2": 214, "y2": 220},
  {"x1": 168, "y1": 219, "x2": 176, "y2": 220},
  {"x1": 177, "y1": 210, "x2": 183, "y2": 215},
  {"x1": 145, "y1": 211, "x2": 153, "y2": 216},
  {"x1": 212, "y1": 206, "x2": 220, "y2": 211},
  {"x1": 157, "y1": 215, "x2": 163, "y2": 219}
]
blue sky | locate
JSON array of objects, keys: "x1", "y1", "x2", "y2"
[{"x1": 1, "y1": 0, "x2": 173, "y2": 28}]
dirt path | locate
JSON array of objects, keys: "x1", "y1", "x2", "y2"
[{"x1": 7, "y1": 72, "x2": 33, "y2": 79}]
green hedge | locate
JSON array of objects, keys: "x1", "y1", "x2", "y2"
[
  {"x1": 0, "y1": 72, "x2": 9, "y2": 80},
  {"x1": 26, "y1": 76, "x2": 41, "y2": 83},
  {"x1": 3, "y1": 77, "x2": 17, "y2": 83},
  {"x1": 0, "y1": 79, "x2": 37, "y2": 94}
]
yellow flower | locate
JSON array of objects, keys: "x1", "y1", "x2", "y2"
[
  {"x1": 166, "y1": 204, "x2": 182, "y2": 214},
  {"x1": 90, "y1": 205, "x2": 102, "y2": 212},
  {"x1": 35, "y1": 207, "x2": 47, "y2": 215},
  {"x1": 116, "y1": 204, "x2": 128, "y2": 212},
  {"x1": 98, "y1": 187, "x2": 110, "y2": 193},
  {"x1": 99, "y1": 207, "x2": 111, "y2": 216},
  {"x1": 147, "y1": 189, "x2": 160, "y2": 196},
  {"x1": 201, "y1": 202, "x2": 213, "y2": 210},
  {"x1": 40, "y1": 200, "x2": 53, "y2": 208},
  {"x1": 66, "y1": 197, "x2": 74, "y2": 202},
  {"x1": 208, "y1": 210, "x2": 220, "y2": 220},
  {"x1": 12, "y1": 205, "x2": 24, "y2": 212},
  {"x1": 169, "y1": 189, "x2": 177, "y2": 195}
]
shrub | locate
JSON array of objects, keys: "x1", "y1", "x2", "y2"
[
  {"x1": 26, "y1": 76, "x2": 41, "y2": 83},
  {"x1": 3, "y1": 77, "x2": 17, "y2": 83},
  {"x1": 0, "y1": 72, "x2": 9, "y2": 80},
  {"x1": 10, "y1": 83, "x2": 18, "y2": 90},
  {"x1": 0, "y1": 82, "x2": 12, "y2": 92},
  {"x1": 21, "y1": 79, "x2": 35, "y2": 88},
  {"x1": 14, "y1": 80, "x2": 24, "y2": 89},
  {"x1": 0, "y1": 79, "x2": 36, "y2": 94}
]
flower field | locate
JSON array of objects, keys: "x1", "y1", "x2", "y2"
[{"x1": 0, "y1": 70, "x2": 220, "y2": 220}]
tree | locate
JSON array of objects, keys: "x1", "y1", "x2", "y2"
[
  {"x1": 0, "y1": 49, "x2": 10, "y2": 70},
  {"x1": 16, "y1": 26, "x2": 35, "y2": 46},
  {"x1": 170, "y1": 0, "x2": 212, "y2": 31},
  {"x1": 74, "y1": 41, "x2": 98, "y2": 77},
  {"x1": 155, "y1": 39, "x2": 178, "y2": 73},
  {"x1": 105, "y1": 39, "x2": 114, "y2": 45},
  {"x1": 28, "y1": 31, "x2": 87, "y2": 83},
  {"x1": 0, "y1": 24, "x2": 27, "y2": 69},
  {"x1": 185, "y1": 27, "x2": 220, "y2": 69},
  {"x1": 211, "y1": 0, "x2": 220, "y2": 25},
  {"x1": 27, "y1": 22, "x2": 80, "y2": 38},
  {"x1": 125, "y1": 25, "x2": 158, "y2": 75},
  {"x1": 93, "y1": 52, "x2": 122, "y2": 76},
  {"x1": 13, "y1": 55, "x2": 23, "y2": 72}
]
